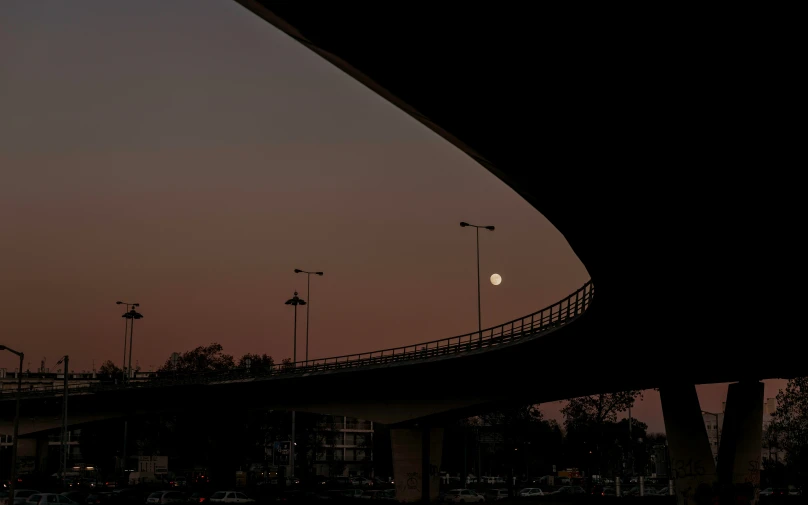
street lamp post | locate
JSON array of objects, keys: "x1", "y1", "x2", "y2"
[
  {"x1": 459, "y1": 222, "x2": 495, "y2": 334},
  {"x1": 293, "y1": 269, "x2": 323, "y2": 362},
  {"x1": 119, "y1": 306, "x2": 142, "y2": 477},
  {"x1": 284, "y1": 292, "x2": 306, "y2": 483},
  {"x1": 56, "y1": 355, "x2": 69, "y2": 488},
  {"x1": 116, "y1": 302, "x2": 139, "y2": 381},
  {"x1": 0, "y1": 345, "x2": 24, "y2": 501},
  {"x1": 121, "y1": 307, "x2": 144, "y2": 382}
]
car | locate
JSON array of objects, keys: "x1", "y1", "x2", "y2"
[
  {"x1": 2, "y1": 490, "x2": 41, "y2": 505},
  {"x1": 442, "y1": 489, "x2": 484, "y2": 503},
  {"x1": 517, "y1": 488, "x2": 543, "y2": 497},
  {"x1": 207, "y1": 492, "x2": 253, "y2": 504},
  {"x1": 26, "y1": 494, "x2": 78, "y2": 505},
  {"x1": 483, "y1": 489, "x2": 508, "y2": 501},
  {"x1": 146, "y1": 492, "x2": 186, "y2": 505}
]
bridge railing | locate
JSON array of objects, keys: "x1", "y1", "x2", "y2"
[{"x1": 2, "y1": 280, "x2": 593, "y2": 399}]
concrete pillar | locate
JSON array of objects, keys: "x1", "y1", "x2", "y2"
[
  {"x1": 391, "y1": 427, "x2": 443, "y2": 503},
  {"x1": 717, "y1": 381, "x2": 763, "y2": 504},
  {"x1": 660, "y1": 385, "x2": 717, "y2": 505}
]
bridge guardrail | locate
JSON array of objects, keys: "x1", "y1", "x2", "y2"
[{"x1": 1, "y1": 280, "x2": 593, "y2": 399}]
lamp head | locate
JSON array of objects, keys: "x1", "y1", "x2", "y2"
[
  {"x1": 485, "y1": 226, "x2": 495, "y2": 231},
  {"x1": 459, "y1": 222, "x2": 469, "y2": 227},
  {"x1": 294, "y1": 269, "x2": 303, "y2": 273},
  {"x1": 0, "y1": 345, "x2": 6, "y2": 351},
  {"x1": 316, "y1": 272, "x2": 324, "y2": 276},
  {"x1": 116, "y1": 301, "x2": 123, "y2": 305}
]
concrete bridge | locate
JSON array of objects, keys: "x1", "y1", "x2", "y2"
[{"x1": 4, "y1": 2, "x2": 800, "y2": 502}]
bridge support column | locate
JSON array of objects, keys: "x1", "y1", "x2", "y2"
[
  {"x1": 660, "y1": 385, "x2": 717, "y2": 505},
  {"x1": 391, "y1": 427, "x2": 443, "y2": 503},
  {"x1": 717, "y1": 381, "x2": 763, "y2": 504}
]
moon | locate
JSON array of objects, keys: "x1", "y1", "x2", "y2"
[{"x1": 490, "y1": 273, "x2": 502, "y2": 286}]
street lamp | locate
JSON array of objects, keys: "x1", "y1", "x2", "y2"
[
  {"x1": 121, "y1": 307, "x2": 143, "y2": 383},
  {"x1": 0, "y1": 345, "x2": 24, "y2": 500},
  {"x1": 294, "y1": 269, "x2": 323, "y2": 362},
  {"x1": 284, "y1": 291, "x2": 306, "y2": 483},
  {"x1": 459, "y1": 222, "x2": 495, "y2": 334},
  {"x1": 116, "y1": 302, "x2": 139, "y2": 379},
  {"x1": 119, "y1": 306, "x2": 142, "y2": 478},
  {"x1": 55, "y1": 355, "x2": 69, "y2": 488}
]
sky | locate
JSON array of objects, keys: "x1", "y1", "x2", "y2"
[{"x1": 0, "y1": 0, "x2": 785, "y2": 433}]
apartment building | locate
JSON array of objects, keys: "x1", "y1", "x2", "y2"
[
  {"x1": 702, "y1": 397, "x2": 784, "y2": 463},
  {"x1": 313, "y1": 415, "x2": 374, "y2": 478}
]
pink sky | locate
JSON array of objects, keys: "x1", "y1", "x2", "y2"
[{"x1": 0, "y1": 1, "x2": 787, "y2": 433}]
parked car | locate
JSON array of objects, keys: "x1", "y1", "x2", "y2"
[
  {"x1": 2, "y1": 490, "x2": 41, "y2": 505},
  {"x1": 59, "y1": 492, "x2": 87, "y2": 504},
  {"x1": 517, "y1": 488, "x2": 543, "y2": 497},
  {"x1": 145, "y1": 492, "x2": 186, "y2": 505},
  {"x1": 442, "y1": 490, "x2": 485, "y2": 503},
  {"x1": 483, "y1": 489, "x2": 508, "y2": 501},
  {"x1": 26, "y1": 494, "x2": 79, "y2": 505},
  {"x1": 207, "y1": 492, "x2": 253, "y2": 504}
]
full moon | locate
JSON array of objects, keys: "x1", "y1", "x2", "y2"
[{"x1": 490, "y1": 273, "x2": 502, "y2": 286}]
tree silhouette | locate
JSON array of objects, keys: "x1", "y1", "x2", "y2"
[
  {"x1": 98, "y1": 360, "x2": 124, "y2": 381},
  {"x1": 157, "y1": 343, "x2": 234, "y2": 373},
  {"x1": 561, "y1": 391, "x2": 644, "y2": 478},
  {"x1": 561, "y1": 391, "x2": 643, "y2": 429},
  {"x1": 767, "y1": 377, "x2": 808, "y2": 486},
  {"x1": 238, "y1": 353, "x2": 275, "y2": 373}
]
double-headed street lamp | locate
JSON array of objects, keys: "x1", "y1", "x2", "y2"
[
  {"x1": 284, "y1": 291, "x2": 306, "y2": 482},
  {"x1": 0, "y1": 345, "x2": 24, "y2": 500},
  {"x1": 116, "y1": 301, "x2": 139, "y2": 380},
  {"x1": 293, "y1": 269, "x2": 323, "y2": 362},
  {"x1": 459, "y1": 222, "x2": 495, "y2": 333}
]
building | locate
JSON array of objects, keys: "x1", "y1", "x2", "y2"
[
  {"x1": 313, "y1": 415, "x2": 374, "y2": 478},
  {"x1": 701, "y1": 397, "x2": 784, "y2": 464}
]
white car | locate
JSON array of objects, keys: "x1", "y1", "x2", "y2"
[
  {"x1": 443, "y1": 489, "x2": 485, "y2": 503},
  {"x1": 518, "y1": 488, "x2": 544, "y2": 497},
  {"x1": 208, "y1": 492, "x2": 254, "y2": 504},
  {"x1": 26, "y1": 495, "x2": 77, "y2": 505}
]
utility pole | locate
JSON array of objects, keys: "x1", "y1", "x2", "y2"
[{"x1": 56, "y1": 355, "x2": 69, "y2": 487}]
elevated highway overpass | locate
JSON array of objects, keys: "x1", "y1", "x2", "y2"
[{"x1": 3, "y1": 3, "x2": 799, "y2": 502}]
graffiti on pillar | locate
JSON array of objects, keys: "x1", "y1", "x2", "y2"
[
  {"x1": 745, "y1": 460, "x2": 760, "y2": 482},
  {"x1": 672, "y1": 458, "x2": 706, "y2": 479},
  {"x1": 678, "y1": 485, "x2": 694, "y2": 505},
  {"x1": 405, "y1": 472, "x2": 420, "y2": 493}
]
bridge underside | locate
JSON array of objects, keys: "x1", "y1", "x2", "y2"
[
  {"x1": 229, "y1": 1, "x2": 803, "y2": 384},
  {"x1": 0, "y1": 3, "x2": 802, "y2": 440},
  {"x1": 0, "y1": 307, "x2": 792, "y2": 437}
]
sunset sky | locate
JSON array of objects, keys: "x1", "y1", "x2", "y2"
[{"x1": 0, "y1": 0, "x2": 784, "y2": 433}]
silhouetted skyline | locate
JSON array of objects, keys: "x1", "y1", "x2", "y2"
[{"x1": 0, "y1": 0, "x2": 784, "y2": 432}]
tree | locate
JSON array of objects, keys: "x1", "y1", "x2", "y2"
[
  {"x1": 561, "y1": 391, "x2": 643, "y2": 430},
  {"x1": 98, "y1": 360, "x2": 124, "y2": 381},
  {"x1": 561, "y1": 391, "x2": 643, "y2": 478},
  {"x1": 767, "y1": 377, "x2": 808, "y2": 486},
  {"x1": 157, "y1": 343, "x2": 234, "y2": 373},
  {"x1": 238, "y1": 353, "x2": 275, "y2": 371},
  {"x1": 475, "y1": 405, "x2": 562, "y2": 481}
]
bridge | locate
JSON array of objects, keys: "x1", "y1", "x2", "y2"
[
  {"x1": 3, "y1": 2, "x2": 800, "y2": 502},
  {"x1": 0, "y1": 281, "x2": 593, "y2": 402}
]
